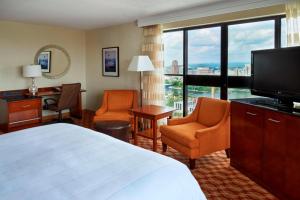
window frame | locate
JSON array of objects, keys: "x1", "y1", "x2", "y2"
[{"x1": 164, "y1": 15, "x2": 285, "y2": 116}]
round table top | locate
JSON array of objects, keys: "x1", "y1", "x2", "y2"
[{"x1": 94, "y1": 120, "x2": 131, "y2": 131}]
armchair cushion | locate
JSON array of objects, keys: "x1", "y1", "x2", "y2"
[
  {"x1": 160, "y1": 122, "x2": 208, "y2": 148},
  {"x1": 93, "y1": 111, "x2": 131, "y2": 122}
]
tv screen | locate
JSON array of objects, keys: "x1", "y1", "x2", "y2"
[{"x1": 251, "y1": 47, "x2": 300, "y2": 103}]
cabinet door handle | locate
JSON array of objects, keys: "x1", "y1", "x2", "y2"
[
  {"x1": 268, "y1": 118, "x2": 280, "y2": 123},
  {"x1": 246, "y1": 112, "x2": 257, "y2": 116},
  {"x1": 22, "y1": 105, "x2": 31, "y2": 108}
]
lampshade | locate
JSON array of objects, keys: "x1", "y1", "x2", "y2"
[
  {"x1": 23, "y1": 65, "x2": 42, "y2": 78},
  {"x1": 128, "y1": 56, "x2": 155, "y2": 72}
]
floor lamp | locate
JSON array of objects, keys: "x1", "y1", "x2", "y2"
[{"x1": 128, "y1": 55, "x2": 155, "y2": 106}]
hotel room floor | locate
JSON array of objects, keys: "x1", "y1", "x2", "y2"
[{"x1": 73, "y1": 111, "x2": 277, "y2": 200}]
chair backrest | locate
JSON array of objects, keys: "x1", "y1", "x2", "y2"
[
  {"x1": 57, "y1": 83, "x2": 81, "y2": 110},
  {"x1": 104, "y1": 90, "x2": 138, "y2": 111},
  {"x1": 196, "y1": 97, "x2": 230, "y2": 127}
]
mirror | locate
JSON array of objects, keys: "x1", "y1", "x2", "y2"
[{"x1": 34, "y1": 45, "x2": 71, "y2": 79}]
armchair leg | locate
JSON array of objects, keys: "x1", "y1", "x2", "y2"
[
  {"x1": 225, "y1": 148, "x2": 230, "y2": 158},
  {"x1": 189, "y1": 159, "x2": 196, "y2": 170},
  {"x1": 162, "y1": 143, "x2": 167, "y2": 152}
]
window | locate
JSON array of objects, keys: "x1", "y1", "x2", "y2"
[
  {"x1": 164, "y1": 31, "x2": 184, "y2": 117},
  {"x1": 163, "y1": 31, "x2": 183, "y2": 75},
  {"x1": 228, "y1": 88, "x2": 258, "y2": 99},
  {"x1": 163, "y1": 16, "x2": 285, "y2": 116},
  {"x1": 188, "y1": 27, "x2": 221, "y2": 75},
  {"x1": 165, "y1": 76, "x2": 183, "y2": 117},
  {"x1": 228, "y1": 20, "x2": 275, "y2": 76},
  {"x1": 281, "y1": 18, "x2": 287, "y2": 47},
  {"x1": 188, "y1": 86, "x2": 220, "y2": 113}
]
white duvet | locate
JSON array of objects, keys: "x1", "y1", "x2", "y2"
[{"x1": 0, "y1": 123, "x2": 206, "y2": 200}]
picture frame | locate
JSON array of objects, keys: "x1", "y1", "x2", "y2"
[
  {"x1": 102, "y1": 47, "x2": 119, "y2": 77},
  {"x1": 38, "y1": 51, "x2": 51, "y2": 73}
]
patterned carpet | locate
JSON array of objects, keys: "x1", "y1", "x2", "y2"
[
  {"x1": 73, "y1": 111, "x2": 278, "y2": 200},
  {"x1": 134, "y1": 136, "x2": 277, "y2": 200}
]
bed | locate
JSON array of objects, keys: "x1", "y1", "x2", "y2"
[{"x1": 0, "y1": 123, "x2": 206, "y2": 200}]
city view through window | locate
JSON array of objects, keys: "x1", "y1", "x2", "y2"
[{"x1": 164, "y1": 18, "x2": 286, "y2": 116}]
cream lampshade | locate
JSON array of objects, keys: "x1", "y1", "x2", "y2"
[
  {"x1": 128, "y1": 56, "x2": 154, "y2": 72},
  {"x1": 128, "y1": 55, "x2": 154, "y2": 105},
  {"x1": 23, "y1": 65, "x2": 42, "y2": 96}
]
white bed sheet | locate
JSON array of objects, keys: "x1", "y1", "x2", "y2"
[{"x1": 0, "y1": 123, "x2": 206, "y2": 200}]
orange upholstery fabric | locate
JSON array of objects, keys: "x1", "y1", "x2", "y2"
[
  {"x1": 160, "y1": 97, "x2": 230, "y2": 160},
  {"x1": 93, "y1": 111, "x2": 131, "y2": 122},
  {"x1": 197, "y1": 97, "x2": 229, "y2": 127},
  {"x1": 160, "y1": 122, "x2": 207, "y2": 148},
  {"x1": 93, "y1": 90, "x2": 138, "y2": 124}
]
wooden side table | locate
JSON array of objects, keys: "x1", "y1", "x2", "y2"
[{"x1": 130, "y1": 105, "x2": 175, "y2": 151}]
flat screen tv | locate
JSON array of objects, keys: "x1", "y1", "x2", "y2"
[{"x1": 251, "y1": 46, "x2": 300, "y2": 108}]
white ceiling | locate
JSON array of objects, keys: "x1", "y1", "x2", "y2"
[{"x1": 0, "y1": 0, "x2": 227, "y2": 29}]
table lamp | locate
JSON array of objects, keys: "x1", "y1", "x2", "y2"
[
  {"x1": 23, "y1": 65, "x2": 42, "y2": 96},
  {"x1": 128, "y1": 55, "x2": 155, "y2": 105}
]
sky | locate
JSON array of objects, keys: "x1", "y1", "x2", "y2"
[{"x1": 163, "y1": 19, "x2": 287, "y2": 67}]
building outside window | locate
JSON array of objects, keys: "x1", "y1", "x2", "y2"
[
  {"x1": 188, "y1": 27, "x2": 221, "y2": 75},
  {"x1": 228, "y1": 20, "x2": 275, "y2": 76}
]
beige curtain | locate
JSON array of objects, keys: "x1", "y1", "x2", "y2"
[
  {"x1": 141, "y1": 25, "x2": 165, "y2": 106},
  {"x1": 286, "y1": 0, "x2": 300, "y2": 109},
  {"x1": 286, "y1": 0, "x2": 300, "y2": 46}
]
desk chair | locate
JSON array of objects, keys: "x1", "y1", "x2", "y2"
[{"x1": 44, "y1": 83, "x2": 81, "y2": 122}]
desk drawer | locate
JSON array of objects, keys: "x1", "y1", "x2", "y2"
[
  {"x1": 9, "y1": 110, "x2": 40, "y2": 125},
  {"x1": 8, "y1": 99, "x2": 41, "y2": 113}
]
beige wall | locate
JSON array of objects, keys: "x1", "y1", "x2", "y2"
[
  {"x1": 0, "y1": 5, "x2": 286, "y2": 111},
  {"x1": 0, "y1": 21, "x2": 86, "y2": 107},
  {"x1": 164, "y1": 5, "x2": 285, "y2": 30},
  {"x1": 86, "y1": 22, "x2": 143, "y2": 111}
]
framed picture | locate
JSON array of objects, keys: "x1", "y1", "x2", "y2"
[
  {"x1": 38, "y1": 51, "x2": 51, "y2": 73},
  {"x1": 102, "y1": 47, "x2": 119, "y2": 77}
]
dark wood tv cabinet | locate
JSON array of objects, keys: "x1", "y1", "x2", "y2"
[{"x1": 231, "y1": 98, "x2": 300, "y2": 200}]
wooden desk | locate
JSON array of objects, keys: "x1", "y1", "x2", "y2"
[
  {"x1": 0, "y1": 86, "x2": 86, "y2": 132},
  {"x1": 130, "y1": 105, "x2": 175, "y2": 152},
  {"x1": 0, "y1": 96, "x2": 42, "y2": 132}
]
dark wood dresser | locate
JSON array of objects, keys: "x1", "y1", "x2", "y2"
[
  {"x1": 0, "y1": 96, "x2": 42, "y2": 132},
  {"x1": 231, "y1": 98, "x2": 300, "y2": 200}
]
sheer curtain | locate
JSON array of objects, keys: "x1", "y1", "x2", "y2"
[
  {"x1": 286, "y1": 0, "x2": 300, "y2": 46},
  {"x1": 141, "y1": 25, "x2": 165, "y2": 106},
  {"x1": 286, "y1": 0, "x2": 300, "y2": 108}
]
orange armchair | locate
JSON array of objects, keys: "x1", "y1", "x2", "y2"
[
  {"x1": 93, "y1": 90, "x2": 138, "y2": 124},
  {"x1": 160, "y1": 97, "x2": 230, "y2": 169}
]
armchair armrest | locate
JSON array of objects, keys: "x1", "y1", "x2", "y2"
[
  {"x1": 195, "y1": 125, "x2": 219, "y2": 139},
  {"x1": 95, "y1": 105, "x2": 107, "y2": 115},
  {"x1": 195, "y1": 118, "x2": 230, "y2": 151},
  {"x1": 95, "y1": 92, "x2": 108, "y2": 115}
]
